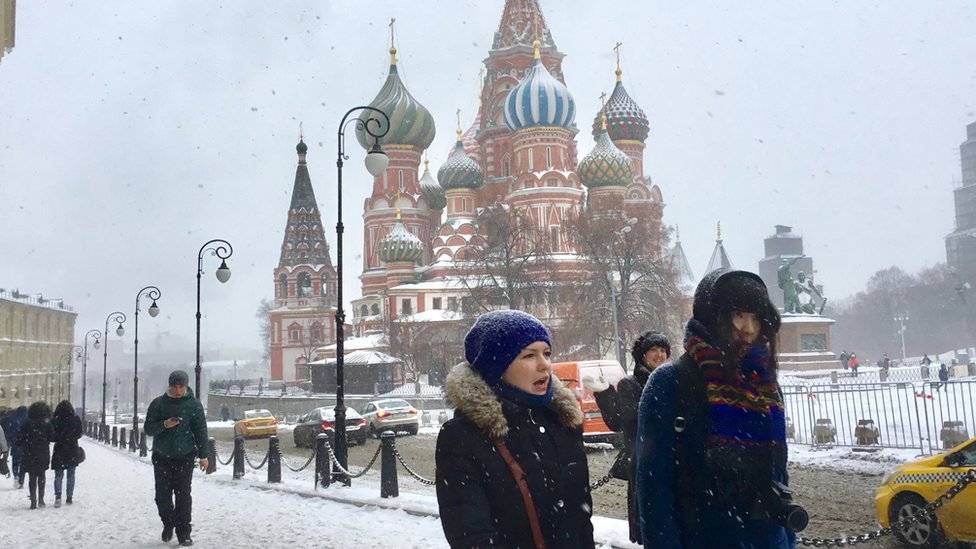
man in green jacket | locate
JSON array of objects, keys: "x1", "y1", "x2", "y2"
[{"x1": 144, "y1": 370, "x2": 208, "y2": 546}]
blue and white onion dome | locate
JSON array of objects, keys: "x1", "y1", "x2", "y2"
[
  {"x1": 356, "y1": 47, "x2": 436, "y2": 151},
  {"x1": 503, "y1": 40, "x2": 576, "y2": 131},
  {"x1": 378, "y1": 220, "x2": 424, "y2": 263},
  {"x1": 577, "y1": 113, "x2": 635, "y2": 188},
  {"x1": 419, "y1": 157, "x2": 446, "y2": 210},
  {"x1": 438, "y1": 127, "x2": 485, "y2": 191}
]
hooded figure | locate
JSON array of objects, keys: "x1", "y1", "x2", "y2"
[
  {"x1": 1, "y1": 405, "x2": 28, "y2": 488},
  {"x1": 636, "y1": 269, "x2": 796, "y2": 549},
  {"x1": 51, "y1": 400, "x2": 83, "y2": 506},
  {"x1": 17, "y1": 401, "x2": 54, "y2": 509},
  {"x1": 435, "y1": 310, "x2": 595, "y2": 548}
]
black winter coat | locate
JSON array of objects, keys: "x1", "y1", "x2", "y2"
[
  {"x1": 593, "y1": 366, "x2": 650, "y2": 544},
  {"x1": 51, "y1": 414, "x2": 82, "y2": 470},
  {"x1": 16, "y1": 418, "x2": 54, "y2": 473},
  {"x1": 435, "y1": 363, "x2": 595, "y2": 549}
]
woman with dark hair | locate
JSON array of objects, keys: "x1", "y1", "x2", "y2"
[
  {"x1": 51, "y1": 400, "x2": 82, "y2": 507},
  {"x1": 583, "y1": 329, "x2": 672, "y2": 544},
  {"x1": 16, "y1": 401, "x2": 54, "y2": 509},
  {"x1": 636, "y1": 269, "x2": 796, "y2": 548}
]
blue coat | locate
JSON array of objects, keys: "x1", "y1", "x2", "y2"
[{"x1": 635, "y1": 360, "x2": 795, "y2": 549}]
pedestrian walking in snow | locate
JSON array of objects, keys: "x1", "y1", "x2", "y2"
[
  {"x1": 583, "y1": 329, "x2": 671, "y2": 545},
  {"x1": 144, "y1": 370, "x2": 209, "y2": 546},
  {"x1": 2, "y1": 405, "x2": 28, "y2": 488},
  {"x1": 0, "y1": 420, "x2": 9, "y2": 477},
  {"x1": 636, "y1": 269, "x2": 798, "y2": 548},
  {"x1": 51, "y1": 400, "x2": 83, "y2": 507},
  {"x1": 16, "y1": 401, "x2": 54, "y2": 510},
  {"x1": 435, "y1": 310, "x2": 595, "y2": 548},
  {"x1": 935, "y1": 363, "x2": 949, "y2": 392},
  {"x1": 849, "y1": 353, "x2": 860, "y2": 377},
  {"x1": 839, "y1": 350, "x2": 849, "y2": 370}
]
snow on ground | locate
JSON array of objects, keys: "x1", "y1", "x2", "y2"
[
  {"x1": 789, "y1": 444, "x2": 923, "y2": 475},
  {"x1": 0, "y1": 439, "x2": 635, "y2": 549}
]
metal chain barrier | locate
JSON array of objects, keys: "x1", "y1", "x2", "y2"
[
  {"x1": 589, "y1": 472, "x2": 615, "y2": 491},
  {"x1": 214, "y1": 446, "x2": 234, "y2": 466},
  {"x1": 278, "y1": 446, "x2": 316, "y2": 473},
  {"x1": 321, "y1": 438, "x2": 383, "y2": 479},
  {"x1": 242, "y1": 445, "x2": 269, "y2": 470},
  {"x1": 391, "y1": 445, "x2": 436, "y2": 486},
  {"x1": 797, "y1": 468, "x2": 976, "y2": 546}
]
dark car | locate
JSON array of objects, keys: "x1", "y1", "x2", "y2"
[{"x1": 293, "y1": 406, "x2": 367, "y2": 448}]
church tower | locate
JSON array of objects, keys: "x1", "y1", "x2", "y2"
[{"x1": 269, "y1": 139, "x2": 338, "y2": 382}]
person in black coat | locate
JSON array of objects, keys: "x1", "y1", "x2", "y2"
[
  {"x1": 435, "y1": 310, "x2": 595, "y2": 548},
  {"x1": 16, "y1": 401, "x2": 54, "y2": 509},
  {"x1": 51, "y1": 400, "x2": 82, "y2": 506},
  {"x1": 2, "y1": 405, "x2": 28, "y2": 488},
  {"x1": 584, "y1": 330, "x2": 672, "y2": 544}
]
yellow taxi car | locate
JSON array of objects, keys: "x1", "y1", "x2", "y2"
[
  {"x1": 233, "y1": 409, "x2": 278, "y2": 439},
  {"x1": 874, "y1": 435, "x2": 976, "y2": 547}
]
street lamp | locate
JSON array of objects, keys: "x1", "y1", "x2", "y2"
[
  {"x1": 59, "y1": 346, "x2": 82, "y2": 403},
  {"x1": 134, "y1": 285, "x2": 161, "y2": 435},
  {"x1": 101, "y1": 312, "x2": 126, "y2": 425},
  {"x1": 607, "y1": 218, "x2": 637, "y2": 371},
  {"x1": 196, "y1": 239, "x2": 233, "y2": 396},
  {"x1": 333, "y1": 105, "x2": 390, "y2": 483},
  {"x1": 81, "y1": 329, "x2": 100, "y2": 419},
  {"x1": 894, "y1": 314, "x2": 910, "y2": 362}
]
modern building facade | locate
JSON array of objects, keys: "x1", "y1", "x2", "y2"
[
  {"x1": 946, "y1": 121, "x2": 976, "y2": 283},
  {"x1": 0, "y1": 289, "x2": 77, "y2": 409}
]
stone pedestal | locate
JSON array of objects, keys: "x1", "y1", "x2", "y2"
[{"x1": 777, "y1": 314, "x2": 840, "y2": 371}]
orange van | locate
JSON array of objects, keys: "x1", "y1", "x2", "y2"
[{"x1": 552, "y1": 359, "x2": 627, "y2": 444}]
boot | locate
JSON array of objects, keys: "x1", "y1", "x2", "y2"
[
  {"x1": 38, "y1": 495, "x2": 45, "y2": 508},
  {"x1": 66, "y1": 495, "x2": 72, "y2": 505},
  {"x1": 54, "y1": 496, "x2": 62, "y2": 508},
  {"x1": 161, "y1": 524, "x2": 174, "y2": 542},
  {"x1": 28, "y1": 482, "x2": 36, "y2": 509}
]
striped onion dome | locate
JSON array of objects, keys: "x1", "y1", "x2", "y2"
[
  {"x1": 378, "y1": 220, "x2": 424, "y2": 263},
  {"x1": 437, "y1": 129, "x2": 485, "y2": 190},
  {"x1": 578, "y1": 116, "x2": 635, "y2": 188},
  {"x1": 419, "y1": 158, "x2": 446, "y2": 210},
  {"x1": 591, "y1": 74, "x2": 649, "y2": 143},
  {"x1": 356, "y1": 48, "x2": 436, "y2": 151},
  {"x1": 503, "y1": 41, "x2": 576, "y2": 131}
]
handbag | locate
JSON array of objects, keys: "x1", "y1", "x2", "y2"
[
  {"x1": 0, "y1": 453, "x2": 9, "y2": 476},
  {"x1": 608, "y1": 448, "x2": 630, "y2": 481},
  {"x1": 76, "y1": 445, "x2": 86, "y2": 464}
]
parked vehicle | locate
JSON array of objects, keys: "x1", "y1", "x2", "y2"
[
  {"x1": 552, "y1": 359, "x2": 626, "y2": 444},
  {"x1": 874, "y1": 435, "x2": 976, "y2": 547},
  {"x1": 360, "y1": 399, "x2": 420, "y2": 437},
  {"x1": 233, "y1": 409, "x2": 278, "y2": 439},
  {"x1": 292, "y1": 406, "x2": 367, "y2": 448}
]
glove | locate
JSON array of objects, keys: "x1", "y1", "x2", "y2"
[{"x1": 581, "y1": 374, "x2": 610, "y2": 392}]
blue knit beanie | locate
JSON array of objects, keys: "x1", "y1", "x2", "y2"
[{"x1": 464, "y1": 310, "x2": 552, "y2": 386}]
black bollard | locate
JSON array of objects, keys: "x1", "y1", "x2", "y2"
[
  {"x1": 139, "y1": 431, "x2": 148, "y2": 457},
  {"x1": 380, "y1": 431, "x2": 399, "y2": 498},
  {"x1": 267, "y1": 436, "x2": 281, "y2": 483},
  {"x1": 102, "y1": 424, "x2": 109, "y2": 443},
  {"x1": 315, "y1": 433, "x2": 331, "y2": 489},
  {"x1": 119, "y1": 427, "x2": 127, "y2": 450},
  {"x1": 232, "y1": 436, "x2": 245, "y2": 480},
  {"x1": 129, "y1": 427, "x2": 138, "y2": 452},
  {"x1": 96, "y1": 423, "x2": 102, "y2": 442},
  {"x1": 111, "y1": 426, "x2": 118, "y2": 447},
  {"x1": 206, "y1": 438, "x2": 217, "y2": 474}
]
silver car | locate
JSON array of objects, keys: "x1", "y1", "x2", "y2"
[{"x1": 361, "y1": 399, "x2": 420, "y2": 437}]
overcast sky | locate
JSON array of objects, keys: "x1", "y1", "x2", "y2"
[{"x1": 2, "y1": 1, "x2": 975, "y2": 351}]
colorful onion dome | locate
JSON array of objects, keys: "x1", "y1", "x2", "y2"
[
  {"x1": 592, "y1": 70, "x2": 649, "y2": 142},
  {"x1": 356, "y1": 47, "x2": 436, "y2": 151},
  {"x1": 378, "y1": 220, "x2": 424, "y2": 263},
  {"x1": 503, "y1": 40, "x2": 576, "y2": 131},
  {"x1": 578, "y1": 115, "x2": 635, "y2": 188},
  {"x1": 438, "y1": 126, "x2": 485, "y2": 191},
  {"x1": 461, "y1": 109, "x2": 481, "y2": 158},
  {"x1": 296, "y1": 139, "x2": 308, "y2": 154},
  {"x1": 419, "y1": 158, "x2": 446, "y2": 210}
]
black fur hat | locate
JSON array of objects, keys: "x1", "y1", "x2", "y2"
[
  {"x1": 632, "y1": 330, "x2": 671, "y2": 368},
  {"x1": 693, "y1": 269, "x2": 780, "y2": 335}
]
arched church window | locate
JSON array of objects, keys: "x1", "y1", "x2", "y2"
[
  {"x1": 371, "y1": 304, "x2": 380, "y2": 316},
  {"x1": 360, "y1": 304, "x2": 369, "y2": 317},
  {"x1": 502, "y1": 156, "x2": 511, "y2": 178},
  {"x1": 297, "y1": 272, "x2": 313, "y2": 297},
  {"x1": 546, "y1": 146, "x2": 552, "y2": 169},
  {"x1": 278, "y1": 274, "x2": 288, "y2": 299}
]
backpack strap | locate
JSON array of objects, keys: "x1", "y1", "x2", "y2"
[
  {"x1": 671, "y1": 354, "x2": 709, "y2": 535},
  {"x1": 493, "y1": 439, "x2": 546, "y2": 549}
]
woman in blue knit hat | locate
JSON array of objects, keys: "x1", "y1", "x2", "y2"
[{"x1": 435, "y1": 309, "x2": 595, "y2": 549}]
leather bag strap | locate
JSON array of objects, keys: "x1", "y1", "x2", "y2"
[{"x1": 493, "y1": 439, "x2": 546, "y2": 549}]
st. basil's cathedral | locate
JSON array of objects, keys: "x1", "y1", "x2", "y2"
[{"x1": 268, "y1": 0, "x2": 690, "y2": 383}]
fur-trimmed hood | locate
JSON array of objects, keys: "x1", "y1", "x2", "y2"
[{"x1": 444, "y1": 362, "x2": 583, "y2": 440}]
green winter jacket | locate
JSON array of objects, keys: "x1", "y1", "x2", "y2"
[{"x1": 143, "y1": 387, "x2": 208, "y2": 459}]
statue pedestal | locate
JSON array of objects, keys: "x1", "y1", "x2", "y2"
[{"x1": 777, "y1": 314, "x2": 841, "y2": 371}]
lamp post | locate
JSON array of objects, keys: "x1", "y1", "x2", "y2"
[
  {"x1": 134, "y1": 286, "x2": 161, "y2": 434},
  {"x1": 607, "y1": 218, "x2": 637, "y2": 371},
  {"x1": 59, "y1": 346, "x2": 82, "y2": 403},
  {"x1": 101, "y1": 312, "x2": 126, "y2": 425},
  {"x1": 82, "y1": 329, "x2": 101, "y2": 420},
  {"x1": 196, "y1": 239, "x2": 233, "y2": 396},
  {"x1": 333, "y1": 105, "x2": 390, "y2": 483},
  {"x1": 894, "y1": 314, "x2": 910, "y2": 362}
]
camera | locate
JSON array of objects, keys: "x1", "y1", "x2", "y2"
[{"x1": 769, "y1": 480, "x2": 809, "y2": 532}]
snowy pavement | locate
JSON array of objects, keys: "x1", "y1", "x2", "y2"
[{"x1": 0, "y1": 437, "x2": 636, "y2": 548}]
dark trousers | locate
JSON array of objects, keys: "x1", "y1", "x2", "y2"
[
  {"x1": 27, "y1": 470, "x2": 46, "y2": 505},
  {"x1": 152, "y1": 453, "x2": 196, "y2": 537}
]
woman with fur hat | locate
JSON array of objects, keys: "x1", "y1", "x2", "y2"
[
  {"x1": 583, "y1": 329, "x2": 671, "y2": 544},
  {"x1": 16, "y1": 401, "x2": 55, "y2": 509},
  {"x1": 51, "y1": 400, "x2": 83, "y2": 507},
  {"x1": 435, "y1": 310, "x2": 595, "y2": 548},
  {"x1": 636, "y1": 269, "x2": 796, "y2": 548}
]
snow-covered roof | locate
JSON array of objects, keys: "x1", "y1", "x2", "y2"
[
  {"x1": 396, "y1": 309, "x2": 465, "y2": 323},
  {"x1": 380, "y1": 381, "x2": 444, "y2": 397},
  {"x1": 308, "y1": 350, "x2": 401, "y2": 366},
  {"x1": 316, "y1": 332, "x2": 388, "y2": 352}
]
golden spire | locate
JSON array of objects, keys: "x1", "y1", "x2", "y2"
[
  {"x1": 456, "y1": 108, "x2": 463, "y2": 141},
  {"x1": 614, "y1": 41, "x2": 623, "y2": 82},
  {"x1": 533, "y1": 15, "x2": 541, "y2": 59},
  {"x1": 424, "y1": 151, "x2": 429, "y2": 169},
  {"x1": 599, "y1": 92, "x2": 608, "y2": 130},
  {"x1": 389, "y1": 18, "x2": 397, "y2": 65}
]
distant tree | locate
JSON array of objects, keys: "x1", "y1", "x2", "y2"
[{"x1": 256, "y1": 298, "x2": 273, "y2": 360}]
